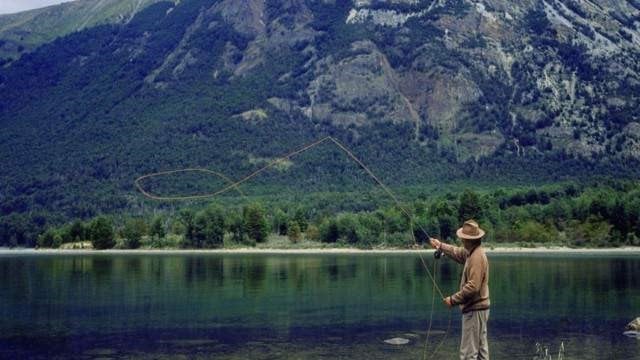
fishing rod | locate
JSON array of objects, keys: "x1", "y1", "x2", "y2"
[
  {"x1": 136, "y1": 136, "x2": 447, "y2": 296},
  {"x1": 134, "y1": 135, "x2": 453, "y2": 359}
]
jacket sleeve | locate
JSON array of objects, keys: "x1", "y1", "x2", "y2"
[
  {"x1": 439, "y1": 243, "x2": 467, "y2": 264},
  {"x1": 450, "y1": 257, "x2": 484, "y2": 305}
]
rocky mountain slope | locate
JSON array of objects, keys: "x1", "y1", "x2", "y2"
[
  {"x1": 1, "y1": 0, "x2": 639, "y2": 229},
  {"x1": 0, "y1": 0, "x2": 170, "y2": 61}
]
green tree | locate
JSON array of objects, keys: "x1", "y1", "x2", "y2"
[
  {"x1": 514, "y1": 220, "x2": 556, "y2": 244},
  {"x1": 69, "y1": 220, "x2": 86, "y2": 242},
  {"x1": 319, "y1": 218, "x2": 339, "y2": 243},
  {"x1": 306, "y1": 224, "x2": 320, "y2": 242},
  {"x1": 122, "y1": 218, "x2": 147, "y2": 249},
  {"x1": 337, "y1": 213, "x2": 363, "y2": 244},
  {"x1": 244, "y1": 203, "x2": 268, "y2": 243},
  {"x1": 89, "y1": 216, "x2": 115, "y2": 250},
  {"x1": 567, "y1": 217, "x2": 612, "y2": 247},
  {"x1": 149, "y1": 216, "x2": 165, "y2": 239},
  {"x1": 272, "y1": 208, "x2": 289, "y2": 235},
  {"x1": 293, "y1": 208, "x2": 308, "y2": 232},
  {"x1": 383, "y1": 207, "x2": 407, "y2": 234},
  {"x1": 178, "y1": 209, "x2": 196, "y2": 247},
  {"x1": 193, "y1": 205, "x2": 225, "y2": 248},
  {"x1": 288, "y1": 221, "x2": 301, "y2": 243},
  {"x1": 459, "y1": 189, "x2": 482, "y2": 221},
  {"x1": 37, "y1": 229, "x2": 56, "y2": 248},
  {"x1": 228, "y1": 211, "x2": 247, "y2": 244}
]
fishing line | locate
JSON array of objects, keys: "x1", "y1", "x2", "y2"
[
  {"x1": 134, "y1": 135, "x2": 452, "y2": 359},
  {"x1": 135, "y1": 168, "x2": 248, "y2": 200}
]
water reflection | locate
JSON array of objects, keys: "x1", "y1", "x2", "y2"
[{"x1": 0, "y1": 253, "x2": 638, "y2": 359}]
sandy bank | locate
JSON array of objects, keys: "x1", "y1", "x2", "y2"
[{"x1": 1, "y1": 247, "x2": 639, "y2": 255}]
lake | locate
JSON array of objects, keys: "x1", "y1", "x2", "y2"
[{"x1": 0, "y1": 252, "x2": 638, "y2": 359}]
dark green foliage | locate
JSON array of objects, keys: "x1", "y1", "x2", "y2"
[
  {"x1": 556, "y1": 42, "x2": 593, "y2": 80},
  {"x1": 458, "y1": 189, "x2": 482, "y2": 221},
  {"x1": 319, "y1": 218, "x2": 340, "y2": 243},
  {"x1": 69, "y1": 220, "x2": 87, "y2": 243},
  {"x1": 178, "y1": 209, "x2": 197, "y2": 246},
  {"x1": 192, "y1": 205, "x2": 225, "y2": 248},
  {"x1": 272, "y1": 209, "x2": 289, "y2": 236},
  {"x1": 228, "y1": 211, "x2": 248, "y2": 244},
  {"x1": 292, "y1": 208, "x2": 308, "y2": 232},
  {"x1": 336, "y1": 213, "x2": 364, "y2": 244},
  {"x1": 121, "y1": 218, "x2": 147, "y2": 249},
  {"x1": 525, "y1": 4, "x2": 554, "y2": 36},
  {"x1": 37, "y1": 229, "x2": 57, "y2": 248},
  {"x1": 287, "y1": 221, "x2": 301, "y2": 243},
  {"x1": 35, "y1": 180, "x2": 640, "y2": 249},
  {"x1": 149, "y1": 216, "x2": 165, "y2": 239},
  {"x1": 89, "y1": 216, "x2": 115, "y2": 250},
  {"x1": 243, "y1": 203, "x2": 268, "y2": 243}
]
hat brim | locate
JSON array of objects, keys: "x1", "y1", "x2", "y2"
[{"x1": 456, "y1": 227, "x2": 485, "y2": 240}]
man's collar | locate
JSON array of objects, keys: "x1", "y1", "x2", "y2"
[{"x1": 465, "y1": 243, "x2": 482, "y2": 256}]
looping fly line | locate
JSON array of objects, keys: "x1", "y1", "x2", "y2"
[
  {"x1": 134, "y1": 136, "x2": 452, "y2": 359},
  {"x1": 135, "y1": 136, "x2": 445, "y2": 298},
  {"x1": 135, "y1": 168, "x2": 247, "y2": 200}
]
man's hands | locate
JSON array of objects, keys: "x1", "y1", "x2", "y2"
[
  {"x1": 430, "y1": 238, "x2": 452, "y2": 308},
  {"x1": 429, "y1": 237, "x2": 441, "y2": 250},
  {"x1": 443, "y1": 297, "x2": 453, "y2": 308}
]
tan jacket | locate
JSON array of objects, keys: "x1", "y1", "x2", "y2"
[{"x1": 440, "y1": 242, "x2": 490, "y2": 313}]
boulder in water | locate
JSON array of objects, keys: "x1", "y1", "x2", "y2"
[
  {"x1": 626, "y1": 318, "x2": 640, "y2": 332},
  {"x1": 384, "y1": 337, "x2": 410, "y2": 345}
]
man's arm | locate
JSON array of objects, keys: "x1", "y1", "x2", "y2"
[
  {"x1": 449, "y1": 257, "x2": 485, "y2": 305},
  {"x1": 430, "y1": 238, "x2": 466, "y2": 264}
]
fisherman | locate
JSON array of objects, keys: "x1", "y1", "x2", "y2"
[{"x1": 430, "y1": 220, "x2": 490, "y2": 360}]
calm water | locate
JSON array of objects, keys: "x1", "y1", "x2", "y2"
[{"x1": 0, "y1": 252, "x2": 639, "y2": 359}]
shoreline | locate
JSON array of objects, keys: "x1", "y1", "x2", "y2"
[{"x1": 1, "y1": 247, "x2": 640, "y2": 255}]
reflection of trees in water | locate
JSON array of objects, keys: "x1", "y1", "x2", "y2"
[
  {"x1": 92, "y1": 256, "x2": 114, "y2": 281},
  {"x1": 323, "y1": 257, "x2": 358, "y2": 282},
  {"x1": 437, "y1": 261, "x2": 455, "y2": 283},
  {"x1": 183, "y1": 256, "x2": 224, "y2": 288},
  {"x1": 245, "y1": 257, "x2": 267, "y2": 293},
  {"x1": 4, "y1": 255, "x2": 639, "y2": 324},
  {"x1": 611, "y1": 258, "x2": 640, "y2": 290},
  {"x1": 122, "y1": 257, "x2": 142, "y2": 276},
  {"x1": 326, "y1": 258, "x2": 339, "y2": 281},
  {"x1": 1, "y1": 259, "x2": 29, "y2": 303}
]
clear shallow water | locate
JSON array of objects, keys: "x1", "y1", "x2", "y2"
[{"x1": 0, "y1": 252, "x2": 638, "y2": 359}]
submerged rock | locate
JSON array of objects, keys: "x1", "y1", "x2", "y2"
[
  {"x1": 384, "y1": 337, "x2": 410, "y2": 345},
  {"x1": 626, "y1": 318, "x2": 640, "y2": 332}
]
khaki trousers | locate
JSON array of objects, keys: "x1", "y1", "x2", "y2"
[{"x1": 460, "y1": 309, "x2": 489, "y2": 360}]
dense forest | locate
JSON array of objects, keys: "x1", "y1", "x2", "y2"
[
  {"x1": 25, "y1": 180, "x2": 640, "y2": 249},
  {"x1": 1, "y1": 0, "x2": 640, "y2": 248}
]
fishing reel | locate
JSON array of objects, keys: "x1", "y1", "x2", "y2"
[{"x1": 434, "y1": 247, "x2": 443, "y2": 259}]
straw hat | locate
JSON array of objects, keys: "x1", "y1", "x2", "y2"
[{"x1": 456, "y1": 220, "x2": 485, "y2": 240}]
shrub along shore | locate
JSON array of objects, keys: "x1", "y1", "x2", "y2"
[{"x1": 33, "y1": 180, "x2": 640, "y2": 250}]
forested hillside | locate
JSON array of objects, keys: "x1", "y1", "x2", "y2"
[{"x1": 1, "y1": 0, "x2": 639, "y2": 246}]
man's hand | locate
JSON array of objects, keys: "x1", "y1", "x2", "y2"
[
  {"x1": 429, "y1": 237, "x2": 441, "y2": 250},
  {"x1": 443, "y1": 297, "x2": 453, "y2": 308}
]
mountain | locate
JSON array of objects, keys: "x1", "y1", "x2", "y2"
[
  {"x1": 0, "y1": 0, "x2": 170, "y2": 62},
  {"x1": 1, "y1": 0, "x2": 640, "y2": 241}
]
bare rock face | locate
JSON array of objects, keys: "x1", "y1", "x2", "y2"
[
  {"x1": 307, "y1": 40, "x2": 418, "y2": 129},
  {"x1": 210, "y1": 0, "x2": 266, "y2": 37}
]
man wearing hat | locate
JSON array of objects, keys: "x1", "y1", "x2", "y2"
[{"x1": 430, "y1": 220, "x2": 490, "y2": 360}]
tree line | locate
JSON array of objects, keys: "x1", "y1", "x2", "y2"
[{"x1": 31, "y1": 180, "x2": 640, "y2": 250}]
